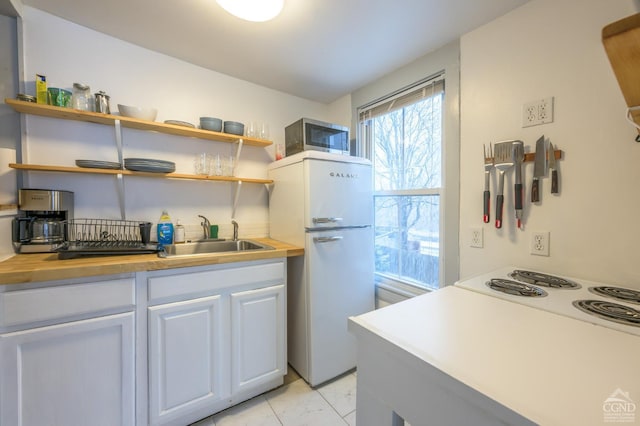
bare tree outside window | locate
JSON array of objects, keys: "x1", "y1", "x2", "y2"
[{"x1": 366, "y1": 88, "x2": 443, "y2": 290}]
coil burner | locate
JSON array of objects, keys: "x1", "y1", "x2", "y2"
[
  {"x1": 588, "y1": 287, "x2": 640, "y2": 305},
  {"x1": 485, "y1": 279, "x2": 548, "y2": 297},
  {"x1": 573, "y1": 300, "x2": 640, "y2": 327},
  {"x1": 509, "y1": 270, "x2": 580, "y2": 289}
]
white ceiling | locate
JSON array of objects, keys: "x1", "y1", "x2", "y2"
[{"x1": 19, "y1": 0, "x2": 529, "y2": 103}]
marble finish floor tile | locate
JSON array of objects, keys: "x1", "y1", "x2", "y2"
[
  {"x1": 191, "y1": 367, "x2": 357, "y2": 426},
  {"x1": 316, "y1": 372, "x2": 357, "y2": 417},
  {"x1": 266, "y1": 379, "x2": 348, "y2": 425},
  {"x1": 190, "y1": 416, "x2": 216, "y2": 426},
  {"x1": 211, "y1": 396, "x2": 281, "y2": 426},
  {"x1": 343, "y1": 410, "x2": 357, "y2": 426}
]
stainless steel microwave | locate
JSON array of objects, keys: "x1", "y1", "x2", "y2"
[{"x1": 284, "y1": 118, "x2": 350, "y2": 156}]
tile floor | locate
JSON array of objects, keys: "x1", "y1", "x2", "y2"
[{"x1": 190, "y1": 366, "x2": 357, "y2": 426}]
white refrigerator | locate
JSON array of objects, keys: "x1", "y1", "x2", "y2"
[{"x1": 268, "y1": 151, "x2": 374, "y2": 386}]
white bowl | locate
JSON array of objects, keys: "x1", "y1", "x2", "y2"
[{"x1": 117, "y1": 104, "x2": 158, "y2": 121}]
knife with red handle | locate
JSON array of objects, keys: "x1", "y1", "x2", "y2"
[{"x1": 484, "y1": 190, "x2": 490, "y2": 223}]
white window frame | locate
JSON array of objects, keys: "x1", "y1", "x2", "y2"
[
  {"x1": 352, "y1": 60, "x2": 460, "y2": 298},
  {"x1": 350, "y1": 42, "x2": 460, "y2": 303},
  {"x1": 357, "y1": 71, "x2": 446, "y2": 301}
]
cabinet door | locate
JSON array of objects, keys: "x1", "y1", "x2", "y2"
[
  {"x1": 230, "y1": 284, "x2": 285, "y2": 394},
  {"x1": 148, "y1": 295, "x2": 227, "y2": 426},
  {"x1": 0, "y1": 312, "x2": 135, "y2": 426}
]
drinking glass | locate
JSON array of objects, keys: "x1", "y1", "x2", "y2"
[
  {"x1": 246, "y1": 121, "x2": 257, "y2": 138},
  {"x1": 71, "y1": 83, "x2": 94, "y2": 111},
  {"x1": 211, "y1": 154, "x2": 223, "y2": 176},
  {"x1": 223, "y1": 155, "x2": 235, "y2": 176},
  {"x1": 194, "y1": 153, "x2": 211, "y2": 175},
  {"x1": 259, "y1": 122, "x2": 270, "y2": 140}
]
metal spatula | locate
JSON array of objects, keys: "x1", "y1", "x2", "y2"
[{"x1": 493, "y1": 141, "x2": 515, "y2": 229}]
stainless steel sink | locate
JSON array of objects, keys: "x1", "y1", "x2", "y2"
[{"x1": 159, "y1": 239, "x2": 274, "y2": 257}]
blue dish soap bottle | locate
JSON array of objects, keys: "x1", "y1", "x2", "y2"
[{"x1": 157, "y1": 210, "x2": 174, "y2": 248}]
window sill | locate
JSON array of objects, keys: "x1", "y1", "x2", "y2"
[{"x1": 375, "y1": 275, "x2": 431, "y2": 304}]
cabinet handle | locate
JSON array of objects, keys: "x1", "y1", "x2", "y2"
[
  {"x1": 312, "y1": 217, "x2": 343, "y2": 224},
  {"x1": 313, "y1": 236, "x2": 343, "y2": 243}
]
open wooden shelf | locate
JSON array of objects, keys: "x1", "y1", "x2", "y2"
[
  {"x1": 9, "y1": 163, "x2": 273, "y2": 185},
  {"x1": 6, "y1": 98, "x2": 274, "y2": 219},
  {"x1": 603, "y1": 13, "x2": 640, "y2": 134},
  {"x1": 4, "y1": 98, "x2": 273, "y2": 147}
]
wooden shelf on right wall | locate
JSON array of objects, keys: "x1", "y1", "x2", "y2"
[{"x1": 602, "y1": 13, "x2": 640, "y2": 135}]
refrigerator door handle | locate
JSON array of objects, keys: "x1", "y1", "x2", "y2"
[
  {"x1": 312, "y1": 217, "x2": 343, "y2": 224},
  {"x1": 313, "y1": 236, "x2": 344, "y2": 243}
]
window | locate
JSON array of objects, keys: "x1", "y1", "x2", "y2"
[{"x1": 358, "y1": 76, "x2": 444, "y2": 292}]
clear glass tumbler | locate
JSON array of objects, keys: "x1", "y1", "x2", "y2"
[
  {"x1": 223, "y1": 155, "x2": 235, "y2": 176},
  {"x1": 211, "y1": 154, "x2": 223, "y2": 176},
  {"x1": 259, "y1": 122, "x2": 270, "y2": 140},
  {"x1": 194, "y1": 153, "x2": 211, "y2": 175}
]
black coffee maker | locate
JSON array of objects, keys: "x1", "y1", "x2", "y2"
[{"x1": 12, "y1": 189, "x2": 74, "y2": 253}]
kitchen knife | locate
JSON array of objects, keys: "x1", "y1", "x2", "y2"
[
  {"x1": 531, "y1": 135, "x2": 546, "y2": 203},
  {"x1": 548, "y1": 142, "x2": 559, "y2": 194}
]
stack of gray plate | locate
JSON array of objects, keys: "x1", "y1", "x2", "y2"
[
  {"x1": 124, "y1": 158, "x2": 175, "y2": 173},
  {"x1": 76, "y1": 160, "x2": 122, "y2": 169}
]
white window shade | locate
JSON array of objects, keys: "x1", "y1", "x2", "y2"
[{"x1": 359, "y1": 77, "x2": 444, "y2": 122}]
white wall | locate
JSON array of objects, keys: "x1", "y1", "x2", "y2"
[
  {"x1": 327, "y1": 94, "x2": 352, "y2": 129},
  {"x1": 18, "y1": 7, "x2": 340, "y2": 239},
  {"x1": 460, "y1": 0, "x2": 640, "y2": 286}
]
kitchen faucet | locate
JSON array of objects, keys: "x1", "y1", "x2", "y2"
[
  {"x1": 198, "y1": 215, "x2": 211, "y2": 239},
  {"x1": 232, "y1": 220, "x2": 239, "y2": 241}
]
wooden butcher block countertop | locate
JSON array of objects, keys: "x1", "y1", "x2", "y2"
[{"x1": 0, "y1": 238, "x2": 303, "y2": 285}]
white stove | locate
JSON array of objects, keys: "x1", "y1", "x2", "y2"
[{"x1": 455, "y1": 266, "x2": 640, "y2": 337}]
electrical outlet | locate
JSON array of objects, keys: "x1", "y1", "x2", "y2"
[
  {"x1": 530, "y1": 231, "x2": 550, "y2": 256},
  {"x1": 470, "y1": 227, "x2": 483, "y2": 248},
  {"x1": 524, "y1": 104, "x2": 537, "y2": 126},
  {"x1": 522, "y1": 97, "x2": 554, "y2": 127}
]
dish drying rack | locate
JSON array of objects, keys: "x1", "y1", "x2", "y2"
[{"x1": 57, "y1": 218, "x2": 158, "y2": 259}]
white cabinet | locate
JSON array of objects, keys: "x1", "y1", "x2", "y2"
[
  {"x1": 0, "y1": 259, "x2": 286, "y2": 426},
  {"x1": 148, "y1": 295, "x2": 226, "y2": 426},
  {"x1": 145, "y1": 259, "x2": 286, "y2": 426},
  {"x1": 231, "y1": 284, "x2": 285, "y2": 395},
  {"x1": 0, "y1": 277, "x2": 136, "y2": 426}
]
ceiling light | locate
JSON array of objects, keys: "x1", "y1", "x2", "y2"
[{"x1": 216, "y1": 0, "x2": 284, "y2": 22}]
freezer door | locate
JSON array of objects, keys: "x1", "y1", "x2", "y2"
[
  {"x1": 305, "y1": 227, "x2": 374, "y2": 386},
  {"x1": 304, "y1": 158, "x2": 372, "y2": 229}
]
